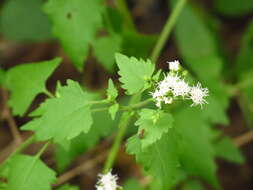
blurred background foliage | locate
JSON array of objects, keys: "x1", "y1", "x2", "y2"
[{"x1": 0, "y1": 0, "x2": 253, "y2": 189}]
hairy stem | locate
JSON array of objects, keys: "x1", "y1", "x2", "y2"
[{"x1": 150, "y1": 0, "x2": 187, "y2": 63}]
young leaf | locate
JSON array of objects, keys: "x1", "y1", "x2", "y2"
[
  {"x1": 126, "y1": 133, "x2": 180, "y2": 190},
  {"x1": 135, "y1": 109, "x2": 173, "y2": 149},
  {"x1": 5, "y1": 154, "x2": 56, "y2": 190},
  {"x1": 22, "y1": 80, "x2": 93, "y2": 149},
  {"x1": 174, "y1": 107, "x2": 219, "y2": 188},
  {"x1": 215, "y1": 137, "x2": 244, "y2": 164},
  {"x1": 0, "y1": 0, "x2": 52, "y2": 42},
  {"x1": 44, "y1": 0, "x2": 104, "y2": 71},
  {"x1": 108, "y1": 103, "x2": 119, "y2": 120},
  {"x1": 106, "y1": 79, "x2": 118, "y2": 101},
  {"x1": 93, "y1": 35, "x2": 122, "y2": 72},
  {"x1": 115, "y1": 53, "x2": 155, "y2": 95},
  {"x1": 5, "y1": 57, "x2": 61, "y2": 116}
]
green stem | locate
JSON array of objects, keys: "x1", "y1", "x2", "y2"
[
  {"x1": 115, "y1": 0, "x2": 136, "y2": 32},
  {"x1": 89, "y1": 99, "x2": 109, "y2": 106},
  {"x1": 150, "y1": 0, "x2": 187, "y2": 63},
  {"x1": 102, "y1": 94, "x2": 141, "y2": 173},
  {"x1": 102, "y1": 0, "x2": 187, "y2": 173},
  {"x1": 91, "y1": 98, "x2": 153, "y2": 113},
  {"x1": 36, "y1": 142, "x2": 50, "y2": 158},
  {"x1": 44, "y1": 89, "x2": 55, "y2": 98},
  {"x1": 1, "y1": 135, "x2": 35, "y2": 166},
  {"x1": 102, "y1": 111, "x2": 133, "y2": 173}
]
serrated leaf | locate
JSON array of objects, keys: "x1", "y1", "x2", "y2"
[
  {"x1": 0, "y1": 0, "x2": 52, "y2": 42},
  {"x1": 93, "y1": 35, "x2": 122, "y2": 72},
  {"x1": 5, "y1": 154, "x2": 56, "y2": 190},
  {"x1": 5, "y1": 57, "x2": 61, "y2": 116},
  {"x1": 107, "y1": 79, "x2": 118, "y2": 101},
  {"x1": 126, "y1": 133, "x2": 180, "y2": 190},
  {"x1": 214, "y1": 0, "x2": 253, "y2": 16},
  {"x1": 22, "y1": 80, "x2": 93, "y2": 148},
  {"x1": 135, "y1": 109, "x2": 173, "y2": 149},
  {"x1": 108, "y1": 103, "x2": 119, "y2": 120},
  {"x1": 115, "y1": 53, "x2": 155, "y2": 95},
  {"x1": 56, "y1": 184, "x2": 79, "y2": 190},
  {"x1": 173, "y1": 3, "x2": 229, "y2": 125},
  {"x1": 174, "y1": 107, "x2": 219, "y2": 188},
  {"x1": 55, "y1": 107, "x2": 117, "y2": 172},
  {"x1": 44, "y1": 0, "x2": 104, "y2": 71},
  {"x1": 215, "y1": 137, "x2": 244, "y2": 164}
]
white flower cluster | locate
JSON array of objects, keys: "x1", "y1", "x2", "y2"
[
  {"x1": 151, "y1": 61, "x2": 209, "y2": 108},
  {"x1": 96, "y1": 171, "x2": 121, "y2": 190}
]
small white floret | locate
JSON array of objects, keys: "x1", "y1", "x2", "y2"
[
  {"x1": 96, "y1": 171, "x2": 121, "y2": 190},
  {"x1": 168, "y1": 60, "x2": 180, "y2": 71},
  {"x1": 172, "y1": 79, "x2": 191, "y2": 97},
  {"x1": 190, "y1": 82, "x2": 209, "y2": 107}
]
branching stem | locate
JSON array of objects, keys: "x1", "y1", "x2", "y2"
[{"x1": 102, "y1": 0, "x2": 187, "y2": 173}]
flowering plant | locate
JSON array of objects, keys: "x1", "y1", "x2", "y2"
[{"x1": 0, "y1": 0, "x2": 251, "y2": 189}]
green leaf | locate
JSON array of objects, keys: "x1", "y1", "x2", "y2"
[
  {"x1": 0, "y1": 0, "x2": 52, "y2": 42},
  {"x1": 123, "y1": 179, "x2": 144, "y2": 190},
  {"x1": 235, "y1": 21, "x2": 253, "y2": 127},
  {"x1": 56, "y1": 184, "x2": 79, "y2": 190},
  {"x1": 181, "y1": 180, "x2": 205, "y2": 190},
  {"x1": 108, "y1": 103, "x2": 119, "y2": 120},
  {"x1": 44, "y1": 0, "x2": 104, "y2": 71},
  {"x1": 5, "y1": 154, "x2": 56, "y2": 190},
  {"x1": 22, "y1": 80, "x2": 93, "y2": 149},
  {"x1": 135, "y1": 109, "x2": 173, "y2": 149},
  {"x1": 214, "y1": 0, "x2": 253, "y2": 16},
  {"x1": 122, "y1": 31, "x2": 157, "y2": 59},
  {"x1": 126, "y1": 133, "x2": 180, "y2": 190},
  {"x1": 174, "y1": 107, "x2": 219, "y2": 188},
  {"x1": 215, "y1": 137, "x2": 244, "y2": 164},
  {"x1": 173, "y1": 3, "x2": 229, "y2": 125},
  {"x1": 115, "y1": 53, "x2": 155, "y2": 95},
  {"x1": 5, "y1": 57, "x2": 61, "y2": 116},
  {"x1": 107, "y1": 79, "x2": 118, "y2": 101},
  {"x1": 93, "y1": 35, "x2": 122, "y2": 72},
  {"x1": 55, "y1": 107, "x2": 117, "y2": 172}
]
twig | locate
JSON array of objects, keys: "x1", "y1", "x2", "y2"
[
  {"x1": 234, "y1": 131, "x2": 253, "y2": 147},
  {"x1": 4, "y1": 109, "x2": 22, "y2": 144},
  {"x1": 1, "y1": 88, "x2": 22, "y2": 144},
  {"x1": 54, "y1": 150, "x2": 108, "y2": 187}
]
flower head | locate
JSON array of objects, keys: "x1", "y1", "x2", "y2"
[
  {"x1": 150, "y1": 60, "x2": 209, "y2": 109},
  {"x1": 168, "y1": 60, "x2": 180, "y2": 71},
  {"x1": 96, "y1": 171, "x2": 121, "y2": 190},
  {"x1": 171, "y1": 79, "x2": 190, "y2": 97},
  {"x1": 190, "y1": 82, "x2": 209, "y2": 107}
]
